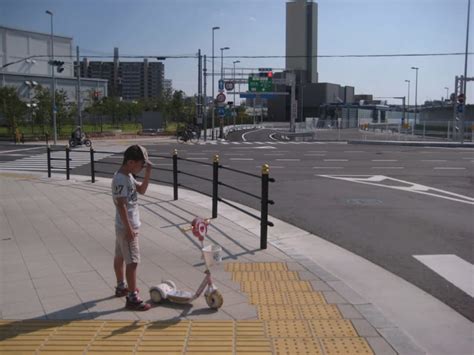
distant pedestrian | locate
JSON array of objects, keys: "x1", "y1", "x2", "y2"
[{"x1": 111, "y1": 145, "x2": 153, "y2": 311}]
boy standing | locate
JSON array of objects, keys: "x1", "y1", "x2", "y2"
[{"x1": 112, "y1": 145, "x2": 152, "y2": 311}]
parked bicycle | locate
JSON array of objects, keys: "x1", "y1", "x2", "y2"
[{"x1": 177, "y1": 124, "x2": 200, "y2": 143}]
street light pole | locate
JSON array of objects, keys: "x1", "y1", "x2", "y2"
[
  {"x1": 444, "y1": 87, "x2": 449, "y2": 101},
  {"x1": 211, "y1": 26, "x2": 220, "y2": 140},
  {"x1": 411, "y1": 67, "x2": 419, "y2": 130},
  {"x1": 232, "y1": 60, "x2": 240, "y2": 127},
  {"x1": 46, "y1": 10, "x2": 57, "y2": 145},
  {"x1": 219, "y1": 46, "x2": 230, "y2": 139}
]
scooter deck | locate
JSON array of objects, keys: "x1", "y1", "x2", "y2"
[{"x1": 167, "y1": 289, "x2": 193, "y2": 303}]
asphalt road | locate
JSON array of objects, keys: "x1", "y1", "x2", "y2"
[{"x1": 1, "y1": 134, "x2": 473, "y2": 321}]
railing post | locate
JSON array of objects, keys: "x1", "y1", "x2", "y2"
[
  {"x1": 47, "y1": 146, "x2": 51, "y2": 178},
  {"x1": 173, "y1": 149, "x2": 178, "y2": 200},
  {"x1": 212, "y1": 154, "x2": 219, "y2": 219},
  {"x1": 90, "y1": 145, "x2": 95, "y2": 183},
  {"x1": 66, "y1": 145, "x2": 70, "y2": 180},
  {"x1": 260, "y1": 164, "x2": 270, "y2": 250}
]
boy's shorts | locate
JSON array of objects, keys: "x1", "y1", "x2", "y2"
[{"x1": 115, "y1": 228, "x2": 140, "y2": 264}]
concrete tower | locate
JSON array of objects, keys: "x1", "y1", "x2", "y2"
[{"x1": 286, "y1": 0, "x2": 318, "y2": 84}]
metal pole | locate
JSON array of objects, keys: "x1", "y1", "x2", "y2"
[
  {"x1": 46, "y1": 10, "x2": 57, "y2": 145},
  {"x1": 47, "y1": 146, "x2": 51, "y2": 178},
  {"x1": 173, "y1": 149, "x2": 178, "y2": 200},
  {"x1": 203, "y1": 55, "x2": 207, "y2": 141},
  {"x1": 411, "y1": 67, "x2": 419, "y2": 132},
  {"x1": 211, "y1": 27, "x2": 220, "y2": 140},
  {"x1": 260, "y1": 164, "x2": 270, "y2": 250},
  {"x1": 90, "y1": 146, "x2": 95, "y2": 183},
  {"x1": 66, "y1": 145, "x2": 70, "y2": 180},
  {"x1": 197, "y1": 49, "x2": 202, "y2": 128},
  {"x1": 461, "y1": 0, "x2": 471, "y2": 144},
  {"x1": 212, "y1": 154, "x2": 219, "y2": 218},
  {"x1": 76, "y1": 46, "x2": 82, "y2": 128}
]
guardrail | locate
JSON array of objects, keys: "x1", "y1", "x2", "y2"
[{"x1": 47, "y1": 146, "x2": 275, "y2": 249}]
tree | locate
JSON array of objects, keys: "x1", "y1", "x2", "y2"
[{"x1": 0, "y1": 86, "x2": 27, "y2": 135}]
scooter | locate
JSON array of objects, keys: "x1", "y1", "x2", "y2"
[
  {"x1": 69, "y1": 136, "x2": 92, "y2": 148},
  {"x1": 149, "y1": 217, "x2": 224, "y2": 309}
]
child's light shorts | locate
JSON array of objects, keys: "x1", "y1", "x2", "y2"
[{"x1": 115, "y1": 228, "x2": 140, "y2": 264}]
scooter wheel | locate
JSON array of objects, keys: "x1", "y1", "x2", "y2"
[
  {"x1": 205, "y1": 290, "x2": 223, "y2": 309},
  {"x1": 85, "y1": 139, "x2": 92, "y2": 147},
  {"x1": 150, "y1": 288, "x2": 163, "y2": 303},
  {"x1": 69, "y1": 139, "x2": 76, "y2": 148}
]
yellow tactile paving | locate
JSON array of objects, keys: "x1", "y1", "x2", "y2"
[
  {"x1": 248, "y1": 291, "x2": 326, "y2": 305},
  {"x1": 258, "y1": 304, "x2": 342, "y2": 321},
  {"x1": 225, "y1": 262, "x2": 288, "y2": 272},
  {"x1": 273, "y1": 338, "x2": 323, "y2": 355},
  {"x1": 0, "y1": 262, "x2": 376, "y2": 355},
  {"x1": 309, "y1": 319, "x2": 358, "y2": 337},
  {"x1": 241, "y1": 280, "x2": 313, "y2": 293},
  {"x1": 233, "y1": 271, "x2": 300, "y2": 282},
  {"x1": 266, "y1": 320, "x2": 313, "y2": 338},
  {"x1": 320, "y1": 337, "x2": 374, "y2": 355}
]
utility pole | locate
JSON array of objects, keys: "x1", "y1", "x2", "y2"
[
  {"x1": 197, "y1": 49, "x2": 202, "y2": 129},
  {"x1": 76, "y1": 46, "x2": 82, "y2": 129},
  {"x1": 203, "y1": 55, "x2": 207, "y2": 141}
]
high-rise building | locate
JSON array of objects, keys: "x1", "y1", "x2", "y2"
[
  {"x1": 79, "y1": 48, "x2": 165, "y2": 100},
  {"x1": 286, "y1": 0, "x2": 318, "y2": 84}
]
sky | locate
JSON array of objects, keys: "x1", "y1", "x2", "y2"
[{"x1": 1, "y1": 0, "x2": 472, "y2": 104}]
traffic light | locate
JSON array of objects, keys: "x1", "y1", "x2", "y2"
[
  {"x1": 56, "y1": 61, "x2": 64, "y2": 73},
  {"x1": 48, "y1": 60, "x2": 65, "y2": 73},
  {"x1": 267, "y1": 71, "x2": 273, "y2": 78}
]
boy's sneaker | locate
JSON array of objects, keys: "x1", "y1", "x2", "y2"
[{"x1": 126, "y1": 292, "x2": 151, "y2": 311}]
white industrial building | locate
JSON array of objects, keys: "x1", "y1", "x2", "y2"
[{"x1": 0, "y1": 25, "x2": 107, "y2": 108}]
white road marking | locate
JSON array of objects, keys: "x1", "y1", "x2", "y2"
[
  {"x1": 264, "y1": 153, "x2": 284, "y2": 156},
  {"x1": 276, "y1": 158, "x2": 300, "y2": 161},
  {"x1": 308, "y1": 150, "x2": 327, "y2": 153},
  {"x1": 318, "y1": 175, "x2": 474, "y2": 205},
  {"x1": 421, "y1": 160, "x2": 447, "y2": 162},
  {"x1": 257, "y1": 165, "x2": 285, "y2": 169},
  {"x1": 230, "y1": 158, "x2": 254, "y2": 161},
  {"x1": 304, "y1": 153, "x2": 325, "y2": 156},
  {"x1": 344, "y1": 150, "x2": 364, "y2": 153},
  {"x1": 1, "y1": 146, "x2": 45, "y2": 154},
  {"x1": 371, "y1": 159, "x2": 398, "y2": 162},
  {"x1": 313, "y1": 167, "x2": 344, "y2": 169},
  {"x1": 433, "y1": 167, "x2": 466, "y2": 170},
  {"x1": 324, "y1": 159, "x2": 348, "y2": 162},
  {"x1": 413, "y1": 255, "x2": 474, "y2": 297},
  {"x1": 371, "y1": 166, "x2": 404, "y2": 169}
]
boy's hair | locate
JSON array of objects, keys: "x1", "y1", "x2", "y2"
[{"x1": 122, "y1": 145, "x2": 146, "y2": 165}]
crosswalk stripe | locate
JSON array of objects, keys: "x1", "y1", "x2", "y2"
[{"x1": 0, "y1": 147, "x2": 120, "y2": 173}]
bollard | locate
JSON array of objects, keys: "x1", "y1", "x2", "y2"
[
  {"x1": 212, "y1": 154, "x2": 219, "y2": 219},
  {"x1": 66, "y1": 145, "x2": 70, "y2": 180},
  {"x1": 90, "y1": 145, "x2": 95, "y2": 183},
  {"x1": 173, "y1": 149, "x2": 178, "y2": 200},
  {"x1": 47, "y1": 146, "x2": 51, "y2": 178},
  {"x1": 260, "y1": 164, "x2": 270, "y2": 250}
]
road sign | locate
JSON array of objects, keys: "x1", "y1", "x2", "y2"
[
  {"x1": 248, "y1": 75, "x2": 273, "y2": 92},
  {"x1": 225, "y1": 81, "x2": 234, "y2": 91},
  {"x1": 218, "y1": 79, "x2": 224, "y2": 91},
  {"x1": 240, "y1": 92, "x2": 288, "y2": 99},
  {"x1": 216, "y1": 93, "x2": 226, "y2": 103},
  {"x1": 217, "y1": 107, "x2": 225, "y2": 117}
]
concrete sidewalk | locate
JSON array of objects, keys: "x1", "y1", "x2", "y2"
[{"x1": 0, "y1": 171, "x2": 468, "y2": 354}]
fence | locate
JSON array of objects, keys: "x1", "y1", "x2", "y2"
[{"x1": 47, "y1": 145, "x2": 275, "y2": 249}]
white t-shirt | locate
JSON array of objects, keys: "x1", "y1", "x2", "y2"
[{"x1": 112, "y1": 172, "x2": 141, "y2": 229}]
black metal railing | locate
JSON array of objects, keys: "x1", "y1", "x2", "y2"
[{"x1": 47, "y1": 146, "x2": 275, "y2": 249}]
